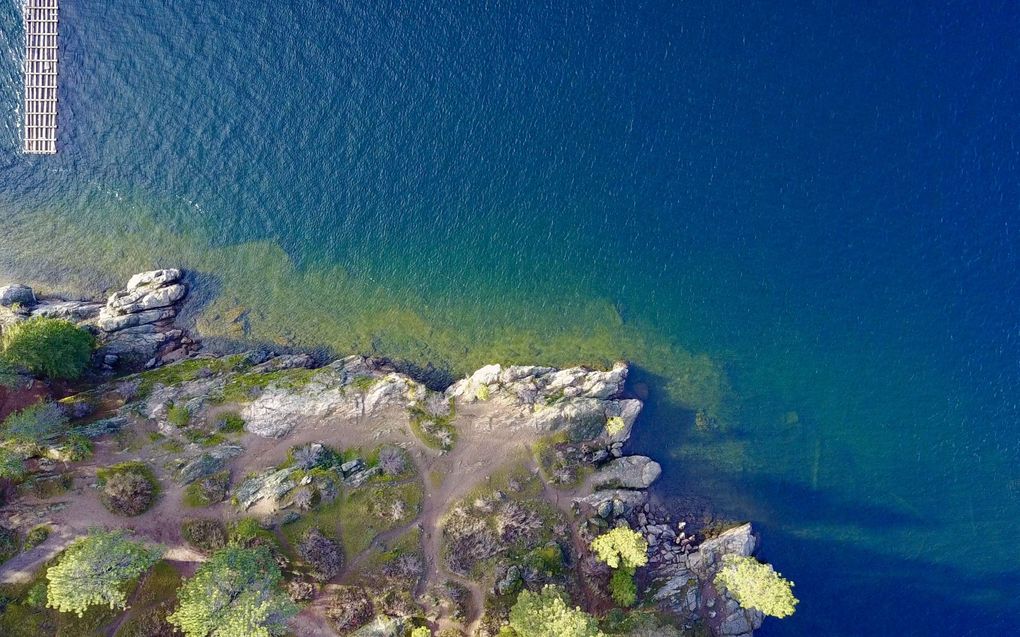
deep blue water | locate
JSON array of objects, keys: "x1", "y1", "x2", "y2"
[{"x1": 1, "y1": 1, "x2": 1018, "y2": 634}]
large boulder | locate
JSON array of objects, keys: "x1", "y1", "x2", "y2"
[
  {"x1": 234, "y1": 467, "x2": 298, "y2": 510},
  {"x1": 0, "y1": 284, "x2": 35, "y2": 306},
  {"x1": 176, "y1": 444, "x2": 244, "y2": 484},
  {"x1": 593, "y1": 455, "x2": 662, "y2": 489},
  {"x1": 95, "y1": 269, "x2": 190, "y2": 367}
]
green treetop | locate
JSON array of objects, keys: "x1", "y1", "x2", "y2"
[
  {"x1": 46, "y1": 529, "x2": 161, "y2": 616},
  {"x1": 590, "y1": 526, "x2": 648, "y2": 570},
  {"x1": 1, "y1": 317, "x2": 94, "y2": 379},
  {"x1": 508, "y1": 585, "x2": 603, "y2": 637},
  {"x1": 168, "y1": 545, "x2": 298, "y2": 637},
  {"x1": 714, "y1": 554, "x2": 798, "y2": 618}
]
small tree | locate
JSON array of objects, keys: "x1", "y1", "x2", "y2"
[
  {"x1": 590, "y1": 526, "x2": 648, "y2": 570},
  {"x1": 714, "y1": 554, "x2": 798, "y2": 618},
  {"x1": 508, "y1": 585, "x2": 603, "y2": 637},
  {"x1": 590, "y1": 526, "x2": 647, "y2": 606},
  {"x1": 1, "y1": 317, "x2": 94, "y2": 379},
  {"x1": 46, "y1": 529, "x2": 161, "y2": 616},
  {"x1": 168, "y1": 546, "x2": 297, "y2": 637}
]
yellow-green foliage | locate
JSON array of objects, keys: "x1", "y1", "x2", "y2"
[
  {"x1": 46, "y1": 530, "x2": 161, "y2": 617},
  {"x1": 508, "y1": 585, "x2": 603, "y2": 637},
  {"x1": 0, "y1": 317, "x2": 93, "y2": 379},
  {"x1": 713, "y1": 555, "x2": 798, "y2": 618},
  {"x1": 168, "y1": 546, "x2": 297, "y2": 637},
  {"x1": 475, "y1": 384, "x2": 491, "y2": 401},
  {"x1": 410, "y1": 627, "x2": 432, "y2": 637},
  {"x1": 590, "y1": 526, "x2": 648, "y2": 570},
  {"x1": 604, "y1": 417, "x2": 625, "y2": 436}
]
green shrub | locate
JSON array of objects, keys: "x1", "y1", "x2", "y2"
[
  {"x1": 60, "y1": 433, "x2": 94, "y2": 462},
  {"x1": 714, "y1": 555, "x2": 798, "y2": 618},
  {"x1": 215, "y1": 412, "x2": 245, "y2": 433},
  {"x1": 0, "y1": 317, "x2": 94, "y2": 379},
  {"x1": 590, "y1": 526, "x2": 648, "y2": 570},
  {"x1": 96, "y1": 462, "x2": 160, "y2": 516},
  {"x1": 609, "y1": 567, "x2": 637, "y2": 607},
  {"x1": 2, "y1": 401, "x2": 68, "y2": 444},
  {"x1": 166, "y1": 403, "x2": 190, "y2": 428},
  {"x1": 181, "y1": 518, "x2": 227, "y2": 554}
]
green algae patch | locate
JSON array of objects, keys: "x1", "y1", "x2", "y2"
[
  {"x1": 216, "y1": 367, "x2": 319, "y2": 405},
  {"x1": 0, "y1": 204, "x2": 733, "y2": 427}
]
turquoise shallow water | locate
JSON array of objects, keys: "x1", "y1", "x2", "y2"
[{"x1": 1, "y1": 1, "x2": 1018, "y2": 634}]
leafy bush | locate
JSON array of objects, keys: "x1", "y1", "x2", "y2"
[
  {"x1": 0, "y1": 317, "x2": 94, "y2": 379},
  {"x1": 181, "y1": 518, "x2": 227, "y2": 553},
  {"x1": 97, "y1": 462, "x2": 159, "y2": 516},
  {"x1": 605, "y1": 416, "x2": 625, "y2": 436},
  {"x1": 168, "y1": 546, "x2": 297, "y2": 637},
  {"x1": 166, "y1": 403, "x2": 190, "y2": 428},
  {"x1": 378, "y1": 445, "x2": 407, "y2": 476},
  {"x1": 714, "y1": 554, "x2": 798, "y2": 618},
  {"x1": 1, "y1": 401, "x2": 68, "y2": 444},
  {"x1": 46, "y1": 529, "x2": 161, "y2": 616},
  {"x1": 609, "y1": 568, "x2": 637, "y2": 606},
  {"x1": 411, "y1": 627, "x2": 432, "y2": 637},
  {"x1": 325, "y1": 585, "x2": 374, "y2": 633},
  {"x1": 508, "y1": 585, "x2": 603, "y2": 637},
  {"x1": 297, "y1": 528, "x2": 343, "y2": 581}
]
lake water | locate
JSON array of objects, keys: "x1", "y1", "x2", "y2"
[{"x1": 1, "y1": 1, "x2": 1017, "y2": 634}]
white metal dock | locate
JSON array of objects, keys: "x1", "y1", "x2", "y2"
[{"x1": 23, "y1": 0, "x2": 58, "y2": 154}]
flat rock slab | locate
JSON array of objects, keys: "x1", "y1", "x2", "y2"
[{"x1": 593, "y1": 455, "x2": 662, "y2": 489}]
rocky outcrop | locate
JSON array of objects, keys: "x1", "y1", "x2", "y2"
[
  {"x1": 0, "y1": 284, "x2": 35, "y2": 306},
  {"x1": 593, "y1": 455, "x2": 662, "y2": 489},
  {"x1": 176, "y1": 444, "x2": 244, "y2": 485},
  {"x1": 96, "y1": 269, "x2": 194, "y2": 368},
  {"x1": 446, "y1": 361, "x2": 642, "y2": 441},
  {"x1": 652, "y1": 523, "x2": 765, "y2": 637},
  {"x1": 241, "y1": 357, "x2": 424, "y2": 439}
]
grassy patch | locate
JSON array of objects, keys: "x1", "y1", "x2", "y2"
[
  {"x1": 183, "y1": 470, "x2": 230, "y2": 507},
  {"x1": 350, "y1": 375, "x2": 380, "y2": 393},
  {"x1": 214, "y1": 411, "x2": 245, "y2": 433},
  {"x1": 215, "y1": 368, "x2": 318, "y2": 405},
  {"x1": 165, "y1": 403, "x2": 190, "y2": 428},
  {"x1": 22, "y1": 525, "x2": 51, "y2": 551},
  {"x1": 133, "y1": 355, "x2": 249, "y2": 398},
  {"x1": 283, "y1": 480, "x2": 424, "y2": 558}
]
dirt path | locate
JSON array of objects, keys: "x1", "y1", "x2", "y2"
[{"x1": 0, "y1": 392, "x2": 559, "y2": 636}]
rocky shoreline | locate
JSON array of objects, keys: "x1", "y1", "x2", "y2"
[{"x1": 0, "y1": 269, "x2": 768, "y2": 637}]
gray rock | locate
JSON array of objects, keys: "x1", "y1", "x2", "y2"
[
  {"x1": 234, "y1": 467, "x2": 298, "y2": 510},
  {"x1": 177, "y1": 444, "x2": 244, "y2": 484},
  {"x1": 251, "y1": 353, "x2": 316, "y2": 373},
  {"x1": 0, "y1": 284, "x2": 35, "y2": 306},
  {"x1": 351, "y1": 616, "x2": 405, "y2": 637},
  {"x1": 30, "y1": 300, "x2": 103, "y2": 322},
  {"x1": 343, "y1": 466, "x2": 382, "y2": 487},
  {"x1": 106, "y1": 282, "x2": 186, "y2": 314},
  {"x1": 340, "y1": 459, "x2": 364, "y2": 475},
  {"x1": 593, "y1": 455, "x2": 662, "y2": 490},
  {"x1": 125, "y1": 269, "x2": 182, "y2": 291},
  {"x1": 72, "y1": 416, "x2": 129, "y2": 438},
  {"x1": 575, "y1": 489, "x2": 648, "y2": 518},
  {"x1": 495, "y1": 565, "x2": 522, "y2": 595},
  {"x1": 97, "y1": 307, "x2": 176, "y2": 332}
]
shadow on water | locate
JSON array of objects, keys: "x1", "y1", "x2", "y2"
[
  {"x1": 754, "y1": 529, "x2": 1017, "y2": 637},
  {"x1": 623, "y1": 363, "x2": 1016, "y2": 635}
]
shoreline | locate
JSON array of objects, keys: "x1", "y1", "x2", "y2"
[{"x1": 0, "y1": 268, "x2": 782, "y2": 636}]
